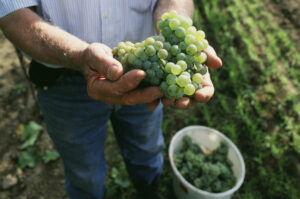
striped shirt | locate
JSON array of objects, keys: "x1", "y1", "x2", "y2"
[{"x1": 0, "y1": 0, "x2": 158, "y2": 68}]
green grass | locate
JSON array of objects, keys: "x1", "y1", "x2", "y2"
[{"x1": 104, "y1": 0, "x2": 300, "y2": 198}]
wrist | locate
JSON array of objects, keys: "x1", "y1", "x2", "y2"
[{"x1": 70, "y1": 42, "x2": 89, "y2": 73}]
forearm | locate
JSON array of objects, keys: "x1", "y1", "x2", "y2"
[
  {"x1": 154, "y1": 0, "x2": 194, "y2": 26},
  {"x1": 0, "y1": 8, "x2": 88, "y2": 72}
]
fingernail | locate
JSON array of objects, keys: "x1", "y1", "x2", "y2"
[{"x1": 107, "y1": 65, "x2": 119, "y2": 80}]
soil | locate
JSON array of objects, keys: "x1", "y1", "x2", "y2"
[{"x1": 0, "y1": 0, "x2": 300, "y2": 198}]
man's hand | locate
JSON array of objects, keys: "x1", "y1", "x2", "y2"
[
  {"x1": 81, "y1": 43, "x2": 163, "y2": 105},
  {"x1": 147, "y1": 45, "x2": 222, "y2": 110},
  {"x1": 149, "y1": 0, "x2": 222, "y2": 109}
]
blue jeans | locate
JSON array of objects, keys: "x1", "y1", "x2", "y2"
[{"x1": 37, "y1": 70, "x2": 164, "y2": 199}]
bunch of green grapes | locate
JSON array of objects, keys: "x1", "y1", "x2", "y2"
[
  {"x1": 113, "y1": 10, "x2": 209, "y2": 99},
  {"x1": 174, "y1": 136, "x2": 237, "y2": 193}
]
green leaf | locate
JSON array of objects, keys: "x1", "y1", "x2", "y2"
[
  {"x1": 114, "y1": 177, "x2": 130, "y2": 188},
  {"x1": 42, "y1": 150, "x2": 60, "y2": 164},
  {"x1": 18, "y1": 148, "x2": 39, "y2": 169},
  {"x1": 20, "y1": 121, "x2": 43, "y2": 149},
  {"x1": 293, "y1": 131, "x2": 300, "y2": 154},
  {"x1": 111, "y1": 167, "x2": 119, "y2": 179}
]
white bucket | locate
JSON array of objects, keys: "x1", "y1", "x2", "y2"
[{"x1": 168, "y1": 126, "x2": 245, "y2": 199}]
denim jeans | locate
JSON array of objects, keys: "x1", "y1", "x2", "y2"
[{"x1": 37, "y1": 70, "x2": 164, "y2": 199}]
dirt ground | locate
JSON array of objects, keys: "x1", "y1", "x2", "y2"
[{"x1": 1, "y1": 1, "x2": 300, "y2": 198}]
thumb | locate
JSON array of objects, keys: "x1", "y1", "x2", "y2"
[
  {"x1": 86, "y1": 43, "x2": 124, "y2": 80},
  {"x1": 100, "y1": 56, "x2": 124, "y2": 80}
]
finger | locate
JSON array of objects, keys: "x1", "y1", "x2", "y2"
[
  {"x1": 194, "y1": 85, "x2": 215, "y2": 103},
  {"x1": 204, "y1": 45, "x2": 222, "y2": 69},
  {"x1": 121, "y1": 87, "x2": 163, "y2": 105},
  {"x1": 113, "y1": 69, "x2": 146, "y2": 94},
  {"x1": 174, "y1": 97, "x2": 192, "y2": 109},
  {"x1": 87, "y1": 44, "x2": 123, "y2": 80},
  {"x1": 147, "y1": 99, "x2": 160, "y2": 110},
  {"x1": 100, "y1": 43, "x2": 113, "y2": 56},
  {"x1": 161, "y1": 97, "x2": 175, "y2": 106}
]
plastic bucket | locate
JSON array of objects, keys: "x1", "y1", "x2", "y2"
[{"x1": 169, "y1": 126, "x2": 245, "y2": 199}]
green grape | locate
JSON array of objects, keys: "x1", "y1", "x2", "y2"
[
  {"x1": 161, "y1": 12, "x2": 169, "y2": 20},
  {"x1": 162, "y1": 26, "x2": 172, "y2": 37},
  {"x1": 194, "y1": 62, "x2": 207, "y2": 75},
  {"x1": 134, "y1": 59, "x2": 143, "y2": 68},
  {"x1": 163, "y1": 42, "x2": 171, "y2": 51},
  {"x1": 145, "y1": 45, "x2": 156, "y2": 56},
  {"x1": 179, "y1": 42, "x2": 187, "y2": 50},
  {"x1": 118, "y1": 42, "x2": 126, "y2": 49},
  {"x1": 192, "y1": 73, "x2": 202, "y2": 84},
  {"x1": 128, "y1": 53, "x2": 137, "y2": 65},
  {"x1": 167, "y1": 34, "x2": 179, "y2": 45},
  {"x1": 171, "y1": 64, "x2": 182, "y2": 75},
  {"x1": 156, "y1": 69, "x2": 165, "y2": 79},
  {"x1": 157, "y1": 49, "x2": 168, "y2": 59},
  {"x1": 184, "y1": 34, "x2": 196, "y2": 45},
  {"x1": 157, "y1": 20, "x2": 165, "y2": 30},
  {"x1": 170, "y1": 45, "x2": 181, "y2": 56},
  {"x1": 181, "y1": 71, "x2": 191, "y2": 78},
  {"x1": 125, "y1": 41, "x2": 134, "y2": 46},
  {"x1": 177, "y1": 53, "x2": 187, "y2": 61},
  {"x1": 166, "y1": 74, "x2": 177, "y2": 85},
  {"x1": 175, "y1": 27, "x2": 186, "y2": 38},
  {"x1": 185, "y1": 55, "x2": 194, "y2": 64},
  {"x1": 187, "y1": 26, "x2": 197, "y2": 35},
  {"x1": 203, "y1": 39, "x2": 209, "y2": 50},
  {"x1": 146, "y1": 69, "x2": 155, "y2": 78},
  {"x1": 134, "y1": 47, "x2": 143, "y2": 57},
  {"x1": 143, "y1": 61, "x2": 151, "y2": 70},
  {"x1": 192, "y1": 82, "x2": 200, "y2": 90},
  {"x1": 134, "y1": 42, "x2": 143, "y2": 48},
  {"x1": 112, "y1": 47, "x2": 118, "y2": 55},
  {"x1": 145, "y1": 37, "x2": 155, "y2": 45},
  {"x1": 154, "y1": 41, "x2": 164, "y2": 51},
  {"x1": 169, "y1": 10, "x2": 178, "y2": 19},
  {"x1": 175, "y1": 87, "x2": 184, "y2": 99},
  {"x1": 160, "y1": 81, "x2": 168, "y2": 93},
  {"x1": 165, "y1": 62, "x2": 175, "y2": 73},
  {"x1": 184, "y1": 83, "x2": 196, "y2": 96},
  {"x1": 149, "y1": 55, "x2": 158, "y2": 62},
  {"x1": 167, "y1": 84, "x2": 178, "y2": 98},
  {"x1": 194, "y1": 41, "x2": 205, "y2": 52},
  {"x1": 118, "y1": 48, "x2": 126, "y2": 56},
  {"x1": 125, "y1": 46, "x2": 133, "y2": 53},
  {"x1": 158, "y1": 59, "x2": 167, "y2": 68},
  {"x1": 179, "y1": 16, "x2": 191, "y2": 28},
  {"x1": 155, "y1": 35, "x2": 165, "y2": 42},
  {"x1": 139, "y1": 52, "x2": 148, "y2": 61},
  {"x1": 195, "y1": 30, "x2": 205, "y2": 41},
  {"x1": 151, "y1": 62, "x2": 160, "y2": 71},
  {"x1": 176, "y1": 75, "x2": 191, "y2": 87},
  {"x1": 186, "y1": 44, "x2": 197, "y2": 55},
  {"x1": 194, "y1": 52, "x2": 207, "y2": 64},
  {"x1": 186, "y1": 17, "x2": 193, "y2": 26},
  {"x1": 177, "y1": 60, "x2": 187, "y2": 71},
  {"x1": 169, "y1": 19, "x2": 181, "y2": 30},
  {"x1": 120, "y1": 55, "x2": 128, "y2": 66}
]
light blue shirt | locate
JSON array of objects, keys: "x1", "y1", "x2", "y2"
[{"x1": 0, "y1": 0, "x2": 157, "y2": 67}]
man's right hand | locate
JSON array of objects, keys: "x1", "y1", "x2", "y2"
[{"x1": 80, "y1": 43, "x2": 164, "y2": 106}]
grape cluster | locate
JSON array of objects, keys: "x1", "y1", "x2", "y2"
[
  {"x1": 113, "y1": 10, "x2": 209, "y2": 99},
  {"x1": 174, "y1": 136, "x2": 237, "y2": 193}
]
